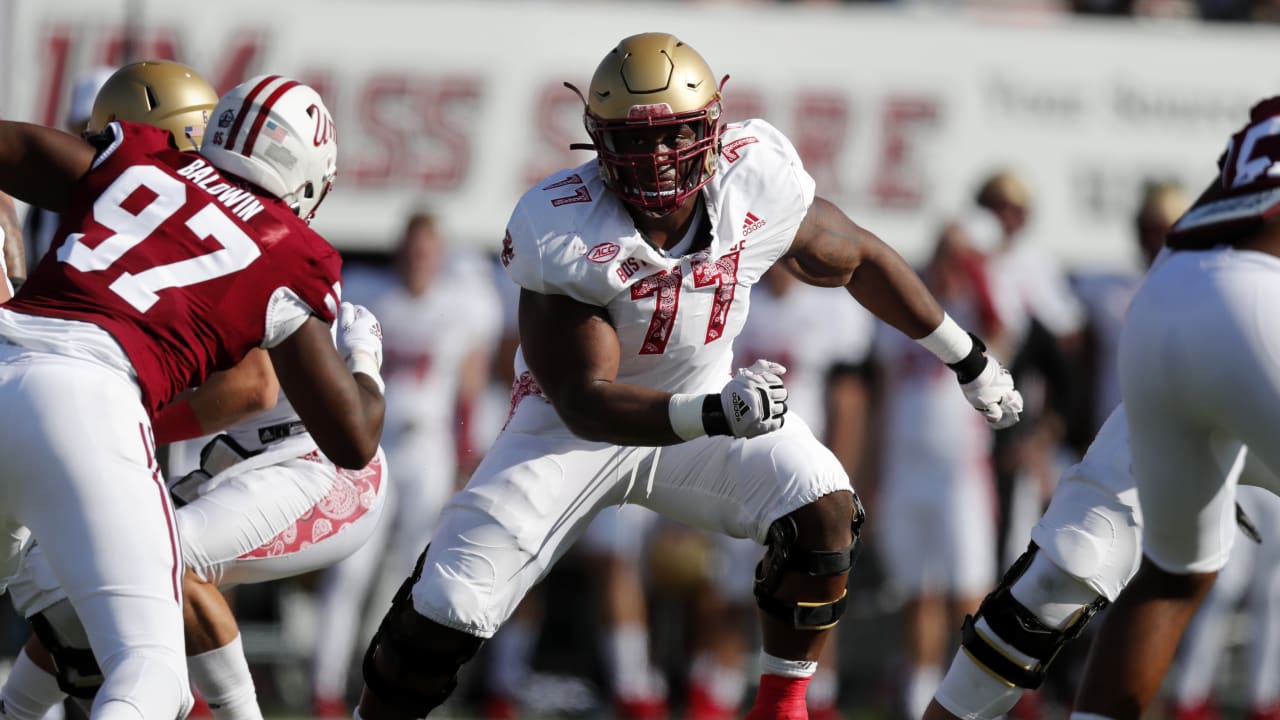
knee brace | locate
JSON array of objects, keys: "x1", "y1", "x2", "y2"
[
  {"x1": 27, "y1": 600, "x2": 103, "y2": 700},
  {"x1": 753, "y1": 492, "x2": 865, "y2": 630},
  {"x1": 960, "y1": 543, "x2": 1108, "y2": 690},
  {"x1": 362, "y1": 548, "x2": 484, "y2": 718}
]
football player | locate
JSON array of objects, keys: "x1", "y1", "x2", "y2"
[
  {"x1": 0, "y1": 60, "x2": 390, "y2": 720},
  {"x1": 357, "y1": 33, "x2": 1021, "y2": 720},
  {"x1": 0, "y1": 68, "x2": 383, "y2": 720},
  {"x1": 1070, "y1": 96, "x2": 1280, "y2": 720},
  {"x1": 921, "y1": 184, "x2": 1234, "y2": 720},
  {"x1": 310, "y1": 212, "x2": 499, "y2": 719}
]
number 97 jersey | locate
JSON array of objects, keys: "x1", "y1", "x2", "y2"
[{"x1": 4, "y1": 122, "x2": 342, "y2": 415}]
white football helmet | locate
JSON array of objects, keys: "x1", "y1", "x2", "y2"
[{"x1": 200, "y1": 75, "x2": 337, "y2": 223}]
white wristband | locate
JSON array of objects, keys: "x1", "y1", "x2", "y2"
[
  {"x1": 348, "y1": 352, "x2": 385, "y2": 395},
  {"x1": 915, "y1": 313, "x2": 974, "y2": 364},
  {"x1": 668, "y1": 393, "x2": 708, "y2": 441}
]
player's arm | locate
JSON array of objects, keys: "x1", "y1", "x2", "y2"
[
  {"x1": 520, "y1": 289, "x2": 785, "y2": 445},
  {"x1": 520, "y1": 289, "x2": 679, "y2": 445},
  {"x1": 152, "y1": 349, "x2": 281, "y2": 444},
  {"x1": 784, "y1": 196, "x2": 1022, "y2": 429},
  {"x1": 269, "y1": 314, "x2": 384, "y2": 469},
  {"x1": 0, "y1": 122, "x2": 94, "y2": 212}
]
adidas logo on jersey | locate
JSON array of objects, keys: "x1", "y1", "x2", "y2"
[
  {"x1": 742, "y1": 212, "x2": 766, "y2": 236},
  {"x1": 731, "y1": 392, "x2": 750, "y2": 421}
]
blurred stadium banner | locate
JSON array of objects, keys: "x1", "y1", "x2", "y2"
[{"x1": 1, "y1": 0, "x2": 1273, "y2": 269}]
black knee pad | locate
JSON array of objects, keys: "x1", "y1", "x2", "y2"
[
  {"x1": 28, "y1": 606, "x2": 103, "y2": 700},
  {"x1": 362, "y1": 548, "x2": 484, "y2": 718},
  {"x1": 753, "y1": 491, "x2": 865, "y2": 630},
  {"x1": 960, "y1": 542, "x2": 1108, "y2": 689}
]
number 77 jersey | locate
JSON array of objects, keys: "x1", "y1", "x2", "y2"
[
  {"x1": 503, "y1": 119, "x2": 815, "y2": 396},
  {"x1": 4, "y1": 122, "x2": 342, "y2": 415}
]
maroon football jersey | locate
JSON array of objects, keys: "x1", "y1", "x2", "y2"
[
  {"x1": 1169, "y1": 96, "x2": 1280, "y2": 247},
  {"x1": 6, "y1": 121, "x2": 342, "y2": 414}
]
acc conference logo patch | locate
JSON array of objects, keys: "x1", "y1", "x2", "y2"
[{"x1": 586, "y1": 242, "x2": 621, "y2": 263}]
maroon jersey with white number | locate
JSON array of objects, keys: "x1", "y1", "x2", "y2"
[
  {"x1": 1169, "y1": 96, "x2": 1280, "y2": 247},
  {"x1": 5, "y1": 122, "x2": 341, "y2": 414}
]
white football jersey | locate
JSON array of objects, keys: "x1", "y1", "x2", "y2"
[
  {"x1": 368, "y1": 255, "x2": 503, "y2": 433},
  {"x1": 504, "y1": 119, "x2": 815, "y2": 398}
]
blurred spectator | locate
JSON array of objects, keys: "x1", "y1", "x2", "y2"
[
  {"x1": 309, "y1": 212, "x2": 502, "y2": 718},
  {"x1": 872, "y1": 221, "x2": 1004, "y2": 719},
  {"x1": 974, "y1": 170, "x2": 1081, "y2": 571},
  {"x1": 1071, "y1": 180, "x2": 1189, "y2": 444}
]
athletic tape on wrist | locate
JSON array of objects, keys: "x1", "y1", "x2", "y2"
[
  {"x1": 668, "y1": 393, "x2": 708, "y2": 441},
  {"x1": 916, "y1": 313, "x2": 974, "y2": 364},
  {"x1": 348, "y1": 352, "x2": 385, "y2": 394}
]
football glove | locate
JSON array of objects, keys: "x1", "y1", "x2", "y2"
[
  {"x1": 711, "y1": 359, "x2": 789, "y2": 438},
  {"x1": 336, "y1": 302, "x2": 384, "y2": 392},
  {"x1": 959, "y1": 356, "x2": 1024, "y2": 430}
]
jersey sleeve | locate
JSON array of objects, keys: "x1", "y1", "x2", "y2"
[
  {"x1": 502, "y1": 201, "x2": 546, "y2": 294},
  {"x1": 263, "y1": 235, "x2": 342, "y2": 344},
  {"x1": 719, "y1": 120, "x2": 816, "y2": 261}
]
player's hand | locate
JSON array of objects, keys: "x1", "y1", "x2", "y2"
[
  {"x1": 336, "y1": 302, "x2": 383, "y2": 370},
  {"x1": 717, "y1": 359, "x2": 788, "y2": 438},
  {"x1": 959, "y1": 356, "x2": 1023, "y2": 430}
]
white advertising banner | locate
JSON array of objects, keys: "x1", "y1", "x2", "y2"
[{"x1": 4, "y1": 0, "x2": 1275, "y2": 270}]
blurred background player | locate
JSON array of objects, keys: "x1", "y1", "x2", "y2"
[
  {"x1": 920, "y1": 178, "x2": 1190, "y2": 720},
  {"x1": 974, "y1": 171, "x2": 1081, "y2": 571},
  {"x1": 873, "y1": 220, "x2": 1005, "y2": 719},
  {"x1": 1070, "y1": 181, "x2": 1190, "y2": 446},
  {"x1": 310, "y1": 210, "x2": 500, "y2": 718}
]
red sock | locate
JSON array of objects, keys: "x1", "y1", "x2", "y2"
[{"x1": 746, "y1": 673, "x2": 812, "y2": 720}]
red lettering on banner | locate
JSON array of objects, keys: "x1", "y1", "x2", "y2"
[
  {"x1": 793, "y1": 93, "x2": 849, "y2": 196},
  {"x1": 412, "y1": 78, "x2": 478, "y2": 188},
  {"x1": 38, "y1": 29, "x2": 72, "y2": 128},
  {"x1": 873, "y1": 96, "x2": 938, "y2": 209},
  {"x1": 348, "y1": 73, "x2": 477, "y2": 189},
  {"x1": 525, "y1": 81, "x2": 592, "y2": 186},
  {"x1": 36, "y1": 26, "x2": 263, "y2": 128},
  {"x1": 723, "y1": 87, "x2": 765, "y2": 124}
]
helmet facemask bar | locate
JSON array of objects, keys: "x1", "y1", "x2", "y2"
[{"x1": 586, "y1": 99, "x2": 722, "y2": 215}]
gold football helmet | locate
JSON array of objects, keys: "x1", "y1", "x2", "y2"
[
  {"x1": 88, "y1": 60, "x2": 218, "y2": 151},
  {"x1": 573, "y1": 33, "x2": 725, "y2": 215}
]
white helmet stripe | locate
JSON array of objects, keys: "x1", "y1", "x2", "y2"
[
  {"x1": 223, "y1": 74, "x2": 283, "y2": 152},
  {"x1": 240, "y1": 79, "x2": 302, "y2": 158}
]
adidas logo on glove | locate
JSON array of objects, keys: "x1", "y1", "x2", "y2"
[{"x1": 731, "y1": 392, "x2": 750, "y2": 421}]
